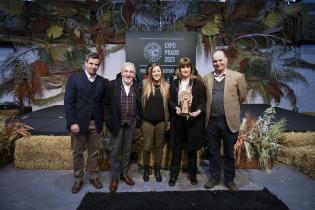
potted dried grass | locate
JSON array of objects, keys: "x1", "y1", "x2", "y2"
[{"x1": 234, "y1": 106, "x2": 286, "y2": 172}]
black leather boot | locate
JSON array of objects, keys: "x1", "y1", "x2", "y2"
[
  {"x1": 143, "y1": 165, "x2": 149, "y2": 182},
  {"x1": 154, "y1": 166, "x2": 162, "y2": 182},
  {"x1": 189, "y1": 173, "x2": 198, "y2": 185},
  {"x1": 168, "y1": 175, "x2": 177, "y2": 186}
]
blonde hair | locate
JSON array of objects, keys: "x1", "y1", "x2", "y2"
[{"x1": 142, "y1": 63, "x2": 169, "y2": 108}]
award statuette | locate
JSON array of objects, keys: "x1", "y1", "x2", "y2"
[{"x1": 179, "y1": 91, "x2": 192, "y2": 116}]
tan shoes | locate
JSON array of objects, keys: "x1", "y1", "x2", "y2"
[
  {"x1": 109, "y1": 175, "x2": 135, "y2": 193},
  {"x1": 224, "y1": 181, "x2": 239, "y2": 191},
  {"x1": 71, "y1": 179, "x2": 83, "y2": 194},
  {"x1": 109, "y1": 179, "x2": 118, "y2": 193},
  {"x1": 89, "y1": 178, "x2": 103, "y2": 189},
  {"x1": 204, "y1": 179, "x2": 239, "y2": 191},
  {"x1": 204, "y1": 179, "x2": 219, "y2": 189},
  {"x1": 119, "y1": 174, "x2": 135, "y2": 186}
]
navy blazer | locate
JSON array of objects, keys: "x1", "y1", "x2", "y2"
[
  {"x1": 64, "y1": 71, "x2": 109, "y2": 134},
  {"x1": 104, "y1": 78, "x2": 142, "y2": 137}
]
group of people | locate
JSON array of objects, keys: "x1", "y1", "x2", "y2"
[{"x1": 64, "y1": 49, "x2": 247, "y2": 194}]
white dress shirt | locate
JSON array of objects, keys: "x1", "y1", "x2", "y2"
[
  {"x1": 85, "y1": 70, "x2": 97, "y2": 82},
  {"x1": 122, "y1": 79, "x2": 133, "y2": 96},
  {"x1": 213, "y1": 70, "x2": 226, "y2": 82}
]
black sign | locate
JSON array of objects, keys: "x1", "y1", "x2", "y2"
[{"x1": 126, "y1": 32, "x2": 196, "y2": 82}]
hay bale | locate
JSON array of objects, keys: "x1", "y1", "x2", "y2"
[
  {"x1": 277, "y1": 156, "x2": 294, "y2": 165},
  {"x1": 279, "y1": 132, "x2": 315, "y2": 147},
  {"x1": 0, "y1": 115, "x2": 13, "y2": 130},
  {"x1": 278, "y1": 146, "x2": 315, "y2": 179},
  {"x1": 278, "y1": 150, "x2": 294, "y2": 165},
  {"x1": 292, "y1": 147, "x2": 315, "y2": 179},
  {"x1": 0, "y1": 109, "x2": 20, "y2": 116},
  {"x1": 15, "y1": 136, "x2": 72, "y2": 170},
  {"x1": 278, "y1": 147, "x2": 300, "y2": 165},
  {"x1": 302, "y1": 112, "x2": 315, "y2": 117},
  {"x1": 278, "y1": 132, "x2": 315, "y2": 179}
]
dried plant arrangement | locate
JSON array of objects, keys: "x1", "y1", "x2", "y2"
[
  {"x1": 0, "y1": 119, "x2": 32, "y2": 156},
  {"x1": 234, "y1": 106, "x2": 286, "y2": 172}
]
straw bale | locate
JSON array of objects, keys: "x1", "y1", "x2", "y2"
[
  {"x1": 15, "y1": 148, "x2": 71, "y2": 161},
  {"x1": 278, "y1": 146, "x2": 315, "y2": 179},
  {"x1": 302, "y1": 112, "x2": 315, "y2": 117},
  {"x1": 278, "y1": 147, "x2": 300, "y2": 165},
  {"x1": 16, "y1": 136, "x2": 71, "y2": 149},
  {"x1": 0, "y1": 110, "x2": 20, "y2": 116},
  {"x1": 15, "y1": 135, "x2": 72, "y2": 170},
  {"x1": 293, "y1": 147, "x2": 315, "y2": 179},
  {"x1": 279, "y1": 132, "x2": 315, "y2": 147},
  {"x1": 277, "y1": 156, "x2": 294, "y2": 165},
  {"x1": 15, "y1": 160, "x2": 72, "y2": 170},
  {"x1": 0, "y1": 115, "x2": 11, "y2": 130}
]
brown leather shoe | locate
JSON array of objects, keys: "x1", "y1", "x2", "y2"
[
  {"x1": 120, "y1": 174, "x2": 135, "y2": 186},
  {"x1": 89, "y1": 178, "x2": 103, "y2": 189},
  {"x1": 204, "y1": 179, "x2": 219, "y2": 189},
  {"x1": 224, "y1": 181, "x2": 239, "y2": 191},
  {"x1": 109, "y1": 179, "x2": 118, "y2": 193},
  {"x1": 71, "y1": 180, "x2": 83, "y2": 194}
]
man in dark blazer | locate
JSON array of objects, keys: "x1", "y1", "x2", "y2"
[
  {"x1": 105, "y1": 62, "x2": 142, "y2": 193},
  {"x1": 64, "y1": 52, "x2": 109, "y2": 194}
]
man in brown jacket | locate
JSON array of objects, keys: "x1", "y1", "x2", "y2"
[{"x1": 203, "y1": 49, "x2": 247, "y2": 191}]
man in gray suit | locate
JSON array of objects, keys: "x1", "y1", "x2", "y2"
[{"x1": 203, "y1": 49, "x2": 247, "y2": 191}]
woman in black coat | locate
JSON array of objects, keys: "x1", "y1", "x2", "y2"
[{"x1": 168, "y1": 57, "x2": 206, "y2": 186}]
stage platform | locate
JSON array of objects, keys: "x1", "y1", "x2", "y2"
[{"x1": 11, "y1": 104, "x2": 315, "y2": 135}]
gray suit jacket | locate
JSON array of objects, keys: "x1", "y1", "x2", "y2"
[{"x1": 203, "y1": 69, "x2": 247, "y2": 133}]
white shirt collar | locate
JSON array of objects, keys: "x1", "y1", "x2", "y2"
[
  {"x1": 213, "y1": 69, "x2": 226, "y2": 77},
  {"x1": 85, "y1": 70, "x2": 97, "y2": 82},
  {"x1": 213, "y1": 70, "x2": 226, "y2": 82},
  {"x1": 122, "y1": 78, "x2": 133, "y2": 96}
]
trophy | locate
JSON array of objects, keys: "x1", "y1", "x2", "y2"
[{"x1": 179, "y1": 91, "x2": 192, "y2": 116}]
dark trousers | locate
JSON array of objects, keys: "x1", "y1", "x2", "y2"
[
  {"x1": 110, "y1": 121, "x2": 136, "y2": 179},
  {"x1": 170, "y1": 116, "x2": 198, "y2": 177},
  {"x1": 206, "y1": 117, "x2": 238, "y2": 182},
  {"x1": 71, "y1": 120, "x2": 100, "y2": 181}
]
